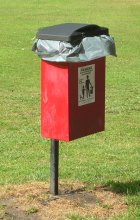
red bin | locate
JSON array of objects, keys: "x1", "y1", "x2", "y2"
[
  {"x1": 35, "y1": 23, "x2": 109, "y2": 141},
  {"x1": 41, "y1": 57, "x2": 105, "y2": 141}
]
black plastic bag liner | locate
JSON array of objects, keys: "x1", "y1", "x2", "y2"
[{"x1": 32, "y1": 23, "x2": 116, "y2": 62}]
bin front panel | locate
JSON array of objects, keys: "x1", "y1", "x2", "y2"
[
  {"x1": 68, "y1": 57, "x2": 105, "y2": 140},
  {"x1": 41, "y1": 61, "x2": 69, "y2": 140}
]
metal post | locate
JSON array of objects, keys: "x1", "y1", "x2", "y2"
[{"x1": 50, "y1": 139, "x2": 59, "y2": 195}]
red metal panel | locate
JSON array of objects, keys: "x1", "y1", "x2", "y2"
[
  {"x1": 41, "y1": 61, "x2": 69, "y2": 141},
  {"x1": 68, "y1": 58, "x2": 105, "y2": 140}
]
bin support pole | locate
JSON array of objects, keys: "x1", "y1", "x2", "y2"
[{"x1": 50, "y1": 139, "x2": 59, "y2": 195}]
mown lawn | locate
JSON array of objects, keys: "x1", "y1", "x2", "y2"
[{"x1": 0, "y1": 0, "x2": 140, "y2": 219}]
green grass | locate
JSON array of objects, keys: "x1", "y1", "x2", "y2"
[
  {"x1": 67, "y1": 214, "x2": 98, "y2": 220},
  {"x1": 0, "y1": 0, "x2": 140, "y2": 219}
]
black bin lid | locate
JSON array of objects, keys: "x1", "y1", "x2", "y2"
[{"x1": 36, "y1": 23, "x2": 109, "y2": 44}]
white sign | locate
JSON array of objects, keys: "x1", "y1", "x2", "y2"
[{"x1": 78, "y1": 64, "x2": 95, "y2": 106}]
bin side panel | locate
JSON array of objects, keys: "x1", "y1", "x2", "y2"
[
  {"x1": 68, "y1": 58, "x2": 105, "y2": 140},
  {"x1": 41, "y1": 61, "x2": 69, "y2": 141}
]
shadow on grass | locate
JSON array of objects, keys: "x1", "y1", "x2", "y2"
[{"x1": 105, "y1": 180, "x2": 140, "y2": 195}]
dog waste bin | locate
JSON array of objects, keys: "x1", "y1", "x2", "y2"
[
  {"x1": 32, "y1": 23, "x2": 116, "y2": 195},
  {"x1": 33, "y1": 23, "x2": 116, "y2": 141}
]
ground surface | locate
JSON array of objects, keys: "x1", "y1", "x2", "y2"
[{"x1": 0, "y1": 181, "x2": 127, "y2": 220}]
